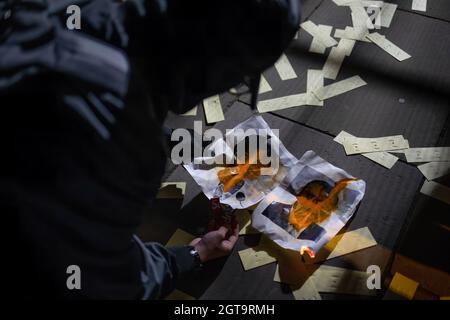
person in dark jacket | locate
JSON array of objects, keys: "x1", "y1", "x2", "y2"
[{"x1": 0, "y1": 0, "x2": 299, "y2": 299}]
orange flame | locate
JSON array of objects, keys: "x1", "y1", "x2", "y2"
[
  {"x1": 217, "y1": 152, "x2": 270, "y2": 192},
  {"x1": 300, "y1": 246, "x2": 315, "y2": 258},
  {"x1": 288, "y1": 179, "x2": 355, "y2": 231}
]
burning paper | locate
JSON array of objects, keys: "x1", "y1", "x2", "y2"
[
  {"x1": 184, "y1": 116, "x2": 297, "y2": 209},
  {"x1": 252, "y1": 151, "x2": 365, "y2": 257}
]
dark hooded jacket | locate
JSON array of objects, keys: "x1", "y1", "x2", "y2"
[{"x1": 0, "y1": 0, "x2": 299, "y2": 299}]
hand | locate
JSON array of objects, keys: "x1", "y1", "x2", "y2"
[{"x1": 189, "y1": 225, "x2": 239, "y2": 263}]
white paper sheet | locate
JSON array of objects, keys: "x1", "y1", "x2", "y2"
[
  {"x1": 323, "y1": 47, "x2": 347, "y2": 80},
  {"x1": 405, "y1": 147, "x2": 450, "y2": 163},
  {"x1": 417, "y1": 162, "x2": 450, "y2": 180},
  {"x1": 274, "y1": 53, "x2": 297, "y2": 80},
  {"x1": 366, "y1": 32, "x2": 411, "y2": 61},
  {"x1": 310, "y1": 25, "x2": 333, "y2": 54},
  {"x1": 335, "y1": 27, "x2": 371, "y2": 42},
  {"x1": 259, "y1": 75, "x2": 272, "y2": 94},
  {"x1": 380, "y1": 3, "x2": 398, "y2": 28},
  {"x1": 306, "y1": 69, "x2": 324, "y2": 106},
  {"x1": 252, "y1": 150, "x2": 365, "y2": 255},
  {"x1": 351, "y1": 3, "x2": 374, "y2": 30},
  {"x1": 333, "y1": 0, "x2": 357, "y2": 5},
  {"x1": 362, "y1": 151, "x2": 399, "y2": 169},
  {"x1": 420, "y1": 180, "x2": 450, "y2": 205},
  {"x1": 291, "y1": 264, "x2": 376, "y2": 296},
  {"x1": 257, "y1": 93, "x2": 307, "y2": 113},
  {"x1": 334, "y1": 131, "x2": 399, "y2": 169},
  {"x1": 333, "y1": 0, "x2": 383, "y2": 7},
  {"x1": 311, "y1": 265, "x2": 376, "y2": 295},
  {"x1": 322, "y1": 39, "x2": 355, "y2": 80},
  {"x1": 313, "y1": 76, "x2": 367, "y2": 100},
  {"x1": 339, "y1": 38, "x2": 357, "y2": 56},
  {"x1": 238, "y1": 246, "x2": 277, "y2": 271},
  {"x1": 291, "y1": 278, "x2": 322, "y2": 300},
  {"x1": 301, "y1": 20, "x2": 338, "y2": 48},
  {"x1": 184, "y1": 115, "x2": 298, "y2": 209},
  {"x1": 203, "y1": 95, "x2": 224, "y2": 124},
  {"x1": 326, "y1": 227, "x2": 377, "y2": 259},
  {"x1": 343, "y1": 134, "x2": 409, "y2": 155},
  {"x1": 412, "y1": 0, "x2": 427, "y2": 12},
  {"x1": 166, "y1": 229, "x2": 196, "y2": 247},
  {"x1": 182, "y1": 106, "x2": 198, "y2": 116}
]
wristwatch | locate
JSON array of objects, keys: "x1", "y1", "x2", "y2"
[{"x1": 187, "y1": 246, "x2": 203, "y2": 271}]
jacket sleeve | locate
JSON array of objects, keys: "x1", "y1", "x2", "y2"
[{"x1": 136, "y1": 238, "x2": 199, "y2": 299}]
